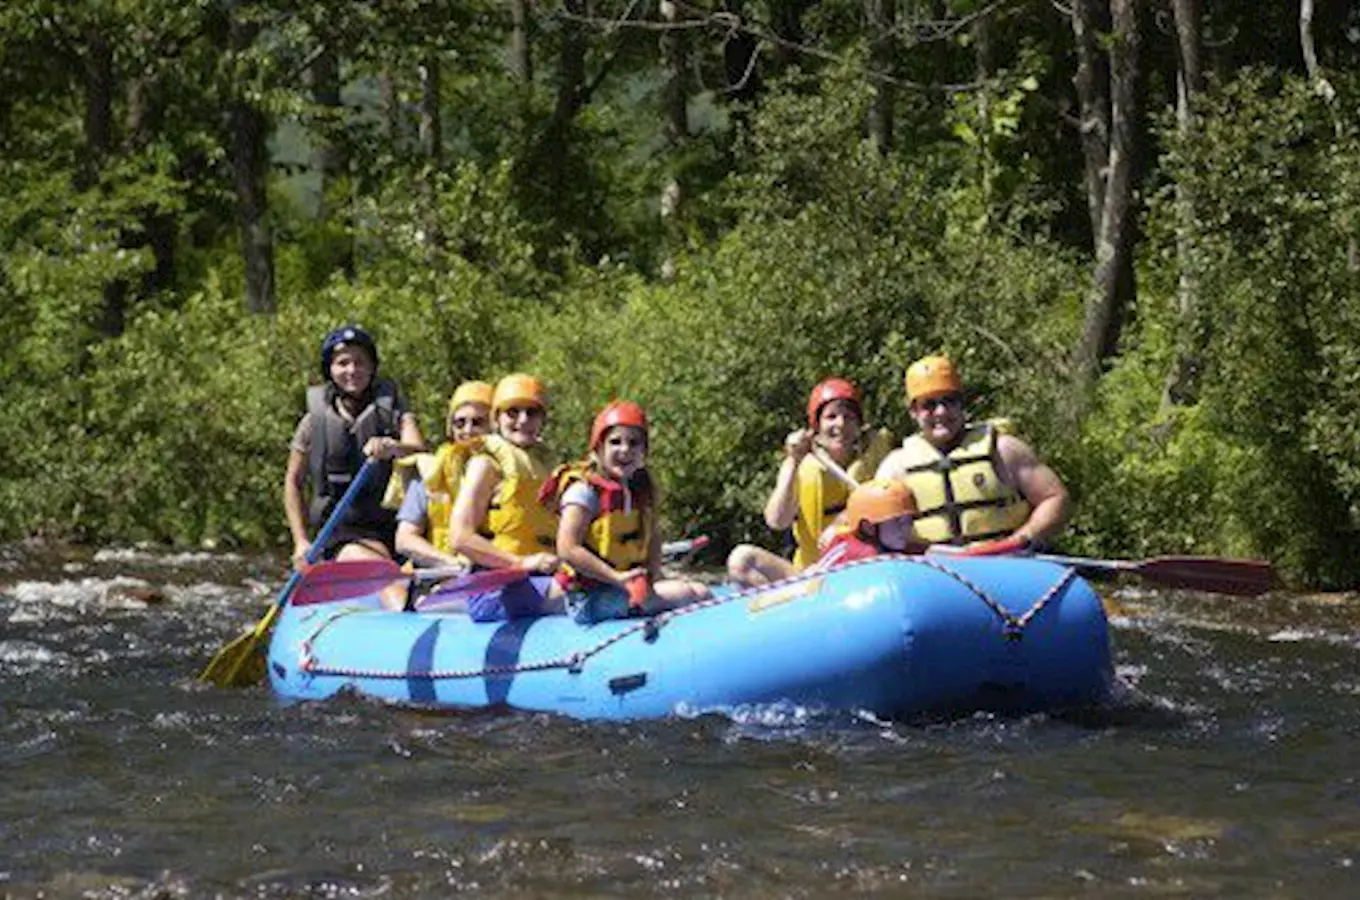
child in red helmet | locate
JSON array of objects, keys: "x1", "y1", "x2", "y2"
[
  {"x1": 540, "y1": 401, "x2": 710, "y2": 624},
  {"x1": 726, "y1": 377, "x2": 895, "y2": 587}
]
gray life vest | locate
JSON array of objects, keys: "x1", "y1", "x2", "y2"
[{"x1": 305, "y1": 379, "x2": 401, "y2": 530}]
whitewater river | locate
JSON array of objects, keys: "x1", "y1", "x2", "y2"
[{"x1": 2, "y1": 543, "x2": 1358, "y2": 897}]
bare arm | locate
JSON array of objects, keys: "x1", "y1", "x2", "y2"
[
  {"x1": 764, "y1": 429, "x2": 812, "y2": 529},
  {"x1": 448, "y1": 456, "x2": 557, "y2": 572},
  {"x1": 397, "y1": 412, "x2": 424, "y2": 455},
  {"x1": 284, "y1": 448, "x2": 310, "y2": 563},
  {"x1": 394, "y1": 520, "x2": 464, "y2": 569},
  {"x1": 997, "y1": 434, "x2": 1071, "y2": 546},
  {"x1": 448, "y1": 456, "x2": 521, "y2": 568}
]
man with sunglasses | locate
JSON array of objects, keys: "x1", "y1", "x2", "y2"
[{"x1": 874, "y1": 355, "x2": 1070, "y2": 555}]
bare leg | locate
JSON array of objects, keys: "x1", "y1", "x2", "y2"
[
  {"x1": 335, "y1": 539, "x2": 392, "y2": 562},
  {"x1": 726, "y1": 544, "x2": 796, "y2": 587},
  {"x1": 652, "y1": 578, "x2": 711, "y2": 610}
]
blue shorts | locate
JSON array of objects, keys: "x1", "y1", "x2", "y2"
[
  {"x1": 464, "y1": 576, "x2": 560, "y2": 622},
  {"x1": 565, "y1": 584, "x2": 635, "y2": 625}
]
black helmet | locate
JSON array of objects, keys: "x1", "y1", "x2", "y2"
[{"x1": 319, "y1": 324, "x2": 378, "y2": 380}]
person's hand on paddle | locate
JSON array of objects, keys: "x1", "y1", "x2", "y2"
[
  {"x1": 521, "y1": 552, "x2": 560, "y2": 575},
  {"x1": 362, "y1": 435, "x2": 403, "y2": 461},
  {"x1": 291, "y1": 538, "x2": 313, "y2": 569},
  {"x1": 783, "y1": 428, "x2": 813, "y2": 462},
  {"x1": 959, "y1": 534, "x2": 1033, "y2": 556},
  {"x1": 929, "y1": 534, "x2": 1032, "y2": 557}
]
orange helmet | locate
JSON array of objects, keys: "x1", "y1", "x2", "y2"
[
  {"x1": 492, "y1": 373, "x2": 547, "y2": 414},
  {"x1": 844, "y1": 479, "x2": 918, "y2": 530},
  {"x1": 806, "y1": 377, "x2": 862, "y2": 429},
  {"x1": 590, "y1": 400, "x2": 649, "y2": 451},
  {"x1": 447, "y1": 380, "x2": 494, "y2": 417},
  {"x1": 905, "y1": 355, "x2": 962, "y2": 404}
]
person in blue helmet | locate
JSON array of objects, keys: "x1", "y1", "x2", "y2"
[{"x1": 284, "y1": 325, "x2": 425, "y2": 565}]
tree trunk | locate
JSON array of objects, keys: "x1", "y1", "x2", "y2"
[
  {"x1": 1071, "y1": 0, "x2": 1112, "y2": 248},
  {"x1": 973, "y1": 6, "x2": 994, "y2": 220},
  {"x1": 928, "y1": 0, "x2": 951, "y2": 117},
  {"x1": 1300, "y1": 0, "x2": 1358, "y2": 273},
  {"x1": 534, "y1": 0, "x2": 587, "y2": 201},
  {"x1": 509, "y1": 0, "x2": 532, "y2": 83},
  {"x1": 1071, "y1": 0, "x2": 1141, "y2": 412},
  {"x1": 379, "y1": 69, "x2": 399, "y2": 142},
  {"x1": 310, "y1": 46, "x2": 354, "y2": 276},
  {"x1": 554, "y1": 0, "x2": 587, "y2": 126},
  {"x1": 227, "y1": 12, "x2": 275, "y2": 314},
  {"x1": 1160, "y1": 0, "x2": 1206, "y2": 409},
  {"x1": 80, "y1": 29, "x2": 129, "y2": 337},
  {"x1": 659, "y1": 0, "x2": 688, "y2": 281},
  {"x1": 419, "y1": 53, "x2": 443, "y2": 254},
  {"x1": 769, "y1": 0, "x2": 810, "y2": 70},
  {"x1": 720, "y1": 0, "x2": 760, "y2": 105},
  {"x1": 867, "y1": 0, "x2": 896, "y2": 153},
  {"x1": 81, "y1": 30, "x2": 113, "y2": 190},
  {"x1": 126, "y1": 70, "x2": 176, "y2": 300}
]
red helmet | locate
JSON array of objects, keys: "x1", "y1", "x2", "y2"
[
  {"x1": 590, "y1": 400, "x2": 649, "y2": 451},
  {"x1": 806, "y1": 377, "x2": 862, "y2": 429}
]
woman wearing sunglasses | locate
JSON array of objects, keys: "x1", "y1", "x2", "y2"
[
  {"x1": 447, "y1": 374, "x2": 561, "y2": 575},
  {"x1": 390, "y1": 380, "x2": 496, "y2": 574},
  {"x1": 874, "y1": 355, "x2": 1070, "y2": 555}
]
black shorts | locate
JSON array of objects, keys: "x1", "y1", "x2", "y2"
[{"x1": 316, "y1": 521, "x2": 397, "y2": 559}]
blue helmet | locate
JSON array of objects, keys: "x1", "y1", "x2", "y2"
[{"x1": 319, "y1": 324, "x2": 378, "y2": 380}]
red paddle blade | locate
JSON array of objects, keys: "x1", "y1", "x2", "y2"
[
  {"x1": 1135, "y1": 556, "x2": 1278, "y2": 596},
  {"x1": 414, "y1": 567, "x2": 532, "y2": 611},
  {"x1": 293, "y1": 559, "x2": 406, "y2": 607}
]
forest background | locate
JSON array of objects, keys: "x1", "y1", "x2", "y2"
[{"x1": 1, "y1": 0, "x2": 1357, "y2": 588}]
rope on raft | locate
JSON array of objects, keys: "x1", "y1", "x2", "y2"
[{"x1": 296, "y1": 554, "x2": 1081, "y2": 680}]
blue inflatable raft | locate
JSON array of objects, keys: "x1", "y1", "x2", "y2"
[{"x1": 267, "y1": 555, "x2": 1112, "y2": 720}]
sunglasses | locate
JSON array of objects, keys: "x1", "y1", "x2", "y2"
[
  {"x1": 915, "y1": 394, "x2": 963, "y2": 412},
  {"x1": 501, "y1": 406, "x2": 544, "y2": 419},
  {"x1": 451, "y1": 415, "x2": 488, "y2": 429}
]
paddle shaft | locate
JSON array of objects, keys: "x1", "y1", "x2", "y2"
[
  {"x1": 810, "y1": 445, "x2": 860, "y2": 489},
  {"x1": 266, "y1": 456, "x2": 384, "y2": 606},
  {"x1": 1033, "y1": 553, "x2": 1276, "y2": 596},
  {"x1": 261, "y1": 458, "x2": 381, "y2": 622}
]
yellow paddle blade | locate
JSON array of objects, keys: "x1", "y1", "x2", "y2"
[{"x1": 197, "y1": 605, "x2": 280, "y2": 688}]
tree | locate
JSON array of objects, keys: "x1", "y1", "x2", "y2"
[
  {"x1": 224, "y1": 2, "x2": 275, "y2": 314},
  {"x1": 1070, "y1": 0, "x2": 1142, "y2": 415},
  {"x1": 1160, "y1": 0, "x2": 1206, "y2": 409}
]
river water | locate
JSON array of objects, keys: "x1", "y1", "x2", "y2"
[{"x1": 3, "y1": 542, "x2": 1358, "y2": 898}]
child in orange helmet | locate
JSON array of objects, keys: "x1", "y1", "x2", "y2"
[
  {"x1": 807, "y1": 478, "x2": 926, "y2": 573},
  {"x1": 541, "y1": 401, "x2": 710, "y2": 624}
]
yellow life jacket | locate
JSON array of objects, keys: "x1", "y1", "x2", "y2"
[
  {"x1": 477, "y1": 434, "x2": 559, "y2": 556},
  {"x1": 424, "y1": 438, "x2": 483, "y2": 553},
  {"x1": 895, "y1": 422, "x2": 1031, "y2": 545},
  {"x1": 543, "y1": 463, "x2": 654, "y2": 586},
  {"x1": 791, "y1": 428, "x2": 895, "y2": 570}
]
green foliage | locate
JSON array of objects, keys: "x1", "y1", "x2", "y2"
[
  {"x1": 1071, "y1": 70, "x2": 1360, "y2": 587},
  {"x1": 1, "y1": 1, "x2": 1358, "y2": 591}
]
